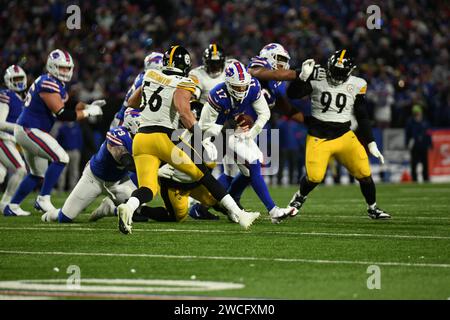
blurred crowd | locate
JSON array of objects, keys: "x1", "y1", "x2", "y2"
[{"x1": 1, "y1": 0, "x2": 449, "y2": 184}]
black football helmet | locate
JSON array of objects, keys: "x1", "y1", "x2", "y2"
[
  {"x1": 163, "y1": 45, "x2": 192, "y2": 76},
  {"x1": 202, "y1": 43, "x2": 225, "y2": 78},
  {"x1": 327, "y1": 49, "x2": 356, "y2": 85}
]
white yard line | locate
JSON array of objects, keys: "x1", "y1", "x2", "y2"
[
  {"x1": 0, "y1": 249, "x2": 449, "y2": 269},
  {"x1": 0, "y1": 226, "x2": 449, "y2": 240}
]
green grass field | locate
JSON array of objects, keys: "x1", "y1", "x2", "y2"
[{"x1": 0, "y1": 183, "x2": 449, "y2": 300}]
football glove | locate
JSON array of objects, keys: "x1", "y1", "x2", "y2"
[
  {"x1": 202, "y1": 137, "x2": 218, "y2": 162},
  {"x1": 83, "y1": 99, "x2": 106, "y2": 117},
  {"x1": 368, "y1": 142, "x2": 385, "y2": 164},
  {"x1": 158, "y1": 164, "x2": 175, "y2": 179},
  {"x1": 311, "y1": 64, "x2": 326, "y2": 81},
  {"x1": 299, "y1": 59, "x2": 315, "y2": 81}
]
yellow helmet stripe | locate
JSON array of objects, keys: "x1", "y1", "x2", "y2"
[
  {"x1": 169, "y1": 45, "x2": 180, "y2": 66},
  {"x1": 212, "y1": 44, "x2": 217, "y2": 56},
  {"x1": 338, "y1": 49, "x2": 346, "y2": 64}
]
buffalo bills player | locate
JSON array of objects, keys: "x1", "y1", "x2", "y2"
[
  {"x1": 110, "y1": 52, "x2": 163, "y2": 128},
  {"x1": 199, "y1": 61, "x2": 295, "y2": 223},
  {"x1": 0, "y1": 65, "x2": 28, "y2": 214},
  {"x1": 3, "y1": 49, "x2": 106, "y2": 216},
  {"x1": 42, "y1": 108, "x2": 140, "y2": 222}
]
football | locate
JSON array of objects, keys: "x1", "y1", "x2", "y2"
[{"x1": 236, "y1": 113, "x2": 254, "y2": 128}]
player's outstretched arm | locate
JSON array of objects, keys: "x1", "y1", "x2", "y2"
[
  {"x1": 198, "y1": 102, "x2": 223, "y2": 137},
  {"x1": 126, "y1": 86, "x2": 142, "y2": 109},
  {"x1": 173, "y1": 88, "x2": 197, "y2": 131},
  {"x1": 248, "y1": 66, "x2": 297, "y2": 82},
  {"x1": 106, "y1": 143, "x2": 136, "y2": 172}
]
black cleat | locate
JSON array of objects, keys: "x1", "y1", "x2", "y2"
[
  {"x1": 368, "y1": 207, "x2": 391, "y2": 220},
  {"x1": 288, "y1": 191, "x2": 307, "y2": 217}
]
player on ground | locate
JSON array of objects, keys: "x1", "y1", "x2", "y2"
[
  {"x1": 0, "y1": 65, "x2": 28, "y2": 214},
  {"x1": 199, "y1": 61, "x2": 296, "y2": 223},
  {"x1": 41, "y1": 108, "x2": 140, "y2": 223},
  {"x1": 116, "y1": 45, "x2": 260, "y2": 234},
  {"x1": 110, "y1": 52, "x2": 163, "y2": 128},
  {"x1": 3, "y1": 49, "x2": 106, "y2": 216},
  {"x1": 286, "y1": 50, "x2": 391, "y2": 219}
]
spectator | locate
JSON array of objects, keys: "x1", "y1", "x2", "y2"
[{"x1": 405, "y1": 105, "x2": 432, "y2": 182}]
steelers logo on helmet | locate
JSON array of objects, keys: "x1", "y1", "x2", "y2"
[
  {"x1": 203, "y1": 43, "x2": 225, "y2": 78},
  {"x1": 162, "y1": 45, "x2": 192, "y2": 76},
  {"x1": 326, "y1": 49, "x2": 356, "y2": 85}
]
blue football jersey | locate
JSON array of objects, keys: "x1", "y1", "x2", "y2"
[
  {"x1": 114, "y1": 72, "x2": 145, "y2": 123},
  {"x1": 18, "y1": 74, "x2": 68, "y2": 132},
  {"x1": 89, "y1": 126, "x2": 133, "y2": 182},
  {"x1": 0, "y1": 88, "x2": 25, "y2": 125},
  {"x1": 207, "y1": 77, "x2": 262, "y2": 125},
  {"x1": 248, "y1": 56, "x2": 287, "y2": 108}
]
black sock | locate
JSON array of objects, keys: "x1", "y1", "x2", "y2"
[
  {"x1": 299, "y1": 176, "x2": 318, "y2": 196},
  {"x1": 131, "y1": 187, "x2": 153, "y2": 206},
  {"x1": 199, "y1": 172, "x2": 227, "y2": 201},
  {"x1": 358, "y1": 176, "x2": 376, "y2": 206},
  {"x1": 139, "y1": 206, "x2": 177, "y2": 222}
]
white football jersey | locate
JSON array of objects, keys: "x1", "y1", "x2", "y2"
[
  {"x1": 310, "y1": 75, "x2": 367, "y2": 123},
  {"x1": 189, "y1": 66, "x2": 226, "y2": 105},
  {"x1": 139, "y1": 69, "x2": 196, "y2": 129}
]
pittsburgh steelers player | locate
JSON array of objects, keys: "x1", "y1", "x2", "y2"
[
  {"x1": 287, "y1": 50, "x2": 391, "y2": 219},
  {"x1": 116, "y1": 45, "x2": 260, "y2": 234}
]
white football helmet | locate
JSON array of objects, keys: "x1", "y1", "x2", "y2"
[
  {"x1": 225, "y1": 61, "x2": 252, "y2": 102},
  {"x1": 46, "y1": 49, "x2": 74, "y2": 82},
  {"x1": 144, "y1": 52, "x2": 163, "y2": 71},
  {"x1": 123, "y1": 108, "x2": 141, "y2": 135},
  {"x1": 259, "y1": 43, "x2": 290, "y2": 70},
  {"x1": 4, "y1": 65, "x2": 27, "y2": 92}
]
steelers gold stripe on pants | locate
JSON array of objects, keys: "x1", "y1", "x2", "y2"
[
  {"x1": 132, "y1": 132, "x2": 204, "y2": 196},
  {"x1": 305, "y1": 131, "x2": 371, "y2": 183}
]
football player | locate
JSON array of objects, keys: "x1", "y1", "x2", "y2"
[
  {"x1": 199, "y1": 61, "x2": 296, "y2": 223},
  {"x1": 286, "y1": 50, "x2": 390, "y2": 219},
  {"x1": 116, "y1": 45, "x2": 260, "y2": 234},
  {"x1": 3, "y1": 49, "x2": 106, "y2": 216},
  {"x1": 41, "y1": 108, "x2": 140, "y2": 222},
  {"x1": 110, "y1": 52, "x2": 163, "y2": 128},
  {"x1": 0, "y1": 65, "x2": 28, "y2": 214}
]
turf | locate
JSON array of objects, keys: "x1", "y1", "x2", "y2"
[{"x1": 0, "y1": 183, "x2": 449, "y2": 300}]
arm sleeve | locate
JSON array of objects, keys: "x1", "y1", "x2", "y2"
[
  {"x1": 286, "y1": 79, "x2": 313, "y2": 99},
  {"x1": 354, "y1": 94, "x2": 375, "y2": 144},
  {"x1": 198, "y1": 102, "x2": 223, "y2": 137},
  {"x1": 55, "y1": 107, "x2": 78, "y2": 121},
  {"x1": 248, "y1": 94, "x2": 270, "y2": 139}
]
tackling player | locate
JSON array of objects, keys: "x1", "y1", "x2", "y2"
[
  {"x1": 0, "y1": 65, "x2": 28, "y2": 214},
  {"x1": 116, "y1": 45, "x2": 260, "y2": 234},
  {"x1": 286, "y1": 50, "x2": 390, "y2": 219},
  {"x1": 3, "y1": 49, "x2": 106, "y2": 216},
  {"x1": 41, "y1": 108, "x2": 140, "y2": 222}
]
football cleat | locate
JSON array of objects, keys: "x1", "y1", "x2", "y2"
[
  {"x1": 368, "y1": 207, "x2": 391, "y2": 220},
  {"x1": 236, "y1": 210, "x2": 260, "y2": 230},
  {"x1": 269, "y1": 206, "x2": 296, "y2": 224},
  {"x1": 3, "y1": 204, "x2": 31, "y2": 217},
  {"x1": 89, "y1": 197, "x2": 116, "y2": 222},
  {"x1": 189, "y1": 204, "x2": 219, "y2": 220},
  {"x1": 34, "y1": 195, "x2": 56, "y2": 213},
  {"x1": 288, "y1": 191, "x2": 307, "y2": 217},
  {"x1": 117, "y1": 203, "x2": 133, "y2": 235}
]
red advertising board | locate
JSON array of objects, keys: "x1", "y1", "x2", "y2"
[{"x1": 428, "y1": 130, "x2": 450, "y2": 180}]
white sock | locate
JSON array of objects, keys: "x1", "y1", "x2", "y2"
[
  {"x1": 219, "y1": 195, "x2": 241, "y2": 214},
  {"x1": 368, "y1": 203, "x2": 377, "y2": 210},
  {"x1": 38, "y1": 194, "x2": 51, "y2": 202},
  {"x1": 126, "y1": 197, "x2": 140, "y2": 212}
]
